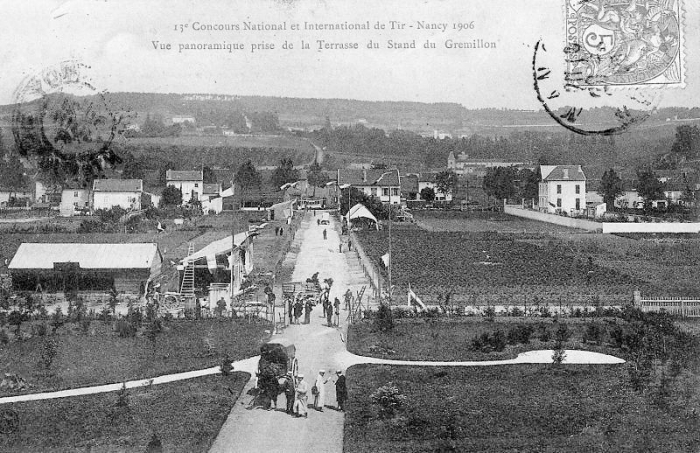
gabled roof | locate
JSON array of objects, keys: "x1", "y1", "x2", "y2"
[
  {"x1": 181, "y1": 231, "x2": 253, "y2": 263},
  {"x1": 9, "y1": 243, "x2": 161, "y2": 270},
  {"x1": 93, "y1": 179, "x2": 143, "y2": 192},
  {"x1": 401, "y1": 174, "x2": 418, "y2": 193},
  {"x1": 541, "y1": 165, "x2": 586, "y2": 181},
  {"x1": 337, "y1": 169, "x2": 400, "y2": 187},
  {"x1": 166, "y1": 170, "x2": 203, "y2": 182}
]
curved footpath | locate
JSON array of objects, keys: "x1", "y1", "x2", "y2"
[{"x1": 0, "y1": 211, "x2": 625, "y2": 453}]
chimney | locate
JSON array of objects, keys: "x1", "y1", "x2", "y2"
[
  {"x1": 362, "y1": 169, "x2": 367, "y2": 182},
  {"x1": 563, "y1": 168, "x2": 569, "y2": 179}
]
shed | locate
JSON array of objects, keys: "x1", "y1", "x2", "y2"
[{"x1": 9, "y1": 243, "x2": 162, "y2": 294}]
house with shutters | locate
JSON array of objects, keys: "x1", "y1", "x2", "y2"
[
  {"x1": 337, "y1": 169, "x2": 401, "y2": 205},
  {"x1": 538, "y1": 165, "x2": 586, "y2": 216},
  {"x1": 166, "y1": 170, "x2": 204, "y2": 204}
]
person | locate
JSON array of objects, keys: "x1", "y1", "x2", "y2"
[
  {"x1": 317, "y1": 218, "x2": 320, "y2": 226},
  {"x1": 333, "y1": 297, "x2": 341, "y2": 326},
  {"x1": 288, "y1": 297, "x2": 294, "y2": 325},
  {"x1": 348, "y1": 239, "x2": 352, "y2": 251},
  {"x1": 293, "y1": 374, "x2": 309, "y2": 418},
  {"x1": 279, "y1": 227, "x2": 284, "y2": 235},
  {"x1": 323, "y1": 229, "x2": 327, "y2": 240},
  {"x1": 344, "y1": 289, "x2": 352, "y2": 311},
  {"x1": 335, "y1": 369, "x2": 347, "y2": 411},
  {"x1": 294, "y1": 298, "x2": 303, "y2": 324},
  {"x1": 304, "y1": 298, "x2": 313, "y2": 324},
  {"x1": 313, "y1": 370, "x2": 328, "y2": 411},
  {"x1": 339, "y1": 243, "x2": 343, "y2": 253},
  {"x1": 283, "y1": 372, "x2": 296, "y2": 415},
  {"x1": 326, "y1": 301, "x2": 333, "y2": 327},
  {"x1": 275, "y1": 226, "x2": 279, "y2": 236}
]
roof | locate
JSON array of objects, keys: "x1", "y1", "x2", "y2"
[
  {"x1": 182, "y1": 231, "x2": 253, "y2": 263},
  {"x1": 337, "y1": 169, "x2": 400, "y2": 187},
  {"x1": 9, "y1": 243, "x2": 161, "y2": 270},
  {"x1": 92, "y1": 179, "x2": 143, "y2": 192},
  {"x1": 401, "y1": 174, "x2": 418, "y2": 193},
  {"x1": 203, "y1": 183, "x2": 221, "y2": 194},
  {"x1": 166, "y1": 170, "x2": 203, "y2": 182},
  {"x1": 541, "y1": 165, "x2": 586, "y2": 181},
  {"x1": 267, "y1": 200, "x2": 295, "y2": 211}
]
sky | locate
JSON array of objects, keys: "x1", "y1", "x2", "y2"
[{"x1": 0, "y1": 0, "x2": 698, "y2": 110}]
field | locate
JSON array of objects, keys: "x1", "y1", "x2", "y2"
[
  {"x1": 355, "y1": 225, "x2": 653, "y2": 306},
  {"x1": 413, "y1": 210, "x2": 579, "y2": 233},
  {"x1": 124, "y1": 133, "x2": 315, "y2": 151},
  {"x1": 347, "y1": 318, "x2": 614, "y2": 362},
  {"x1": 344, "y1": 364, "x2": 700, "y2": 453},
  {"x1": 0, "y1": 372, "x2": 249, "y2": 453}
]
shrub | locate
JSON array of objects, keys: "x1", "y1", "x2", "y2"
[
  {"x1": 538, "y1": 325, "x2": 552, "y2": 343},
  {"x1": 509, "y1": 306, "x2": 523, "y2": 317},
  {"x1": 370, "y1": 382, "x2": 408, "y2": 419},
  {"x1": 507, "y1": 325, "x2": 533, "y2": 345},
  {"x1": 0, "y1": 329, "x2": 9, "y2": 345},
  {"x1": 40, "y1": 338, "x2": 58, "y2": 370},
  {"x1": 483, "y1": 306, "x2": 496, "y2": 322},
  {"x1": 32, "y1": 322, "x2": 48, "y2": 337},
  {"x1": 116, "y1": 319, "x2": 137, "y2": 338},
  {"x1": 50, "y1": 308, "x2": 65, "y2": 334},
  {"x1": 583, "y1": 322, "x2": 604, "y2": 344},
  {"x1": 376, "y1": 303, "x2": 394, "y2": 332},
  {"x1": 554, "y1": 323, "x2": 571, "y2": 344}
]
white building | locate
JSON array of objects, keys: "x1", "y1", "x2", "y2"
[
  {"x1": 417, "y1": 172, "x2": 453, "y2": 202},
  {"x1": 171, "y1": 116, "x2": 196, "y2": 125},
  {"x1": 538, "y1": 165, "x2": 586, "y2": 215},
  {"x1": 59, "y1": 188, "x2": 90, "y2": 216},
  {"x1": 337, "y1": 169, "x2": 401, "y2": 205},
  {"x1": 447, "y1": 151, "x2": 530, "y2": 176},
  {"x1": 92, "y1": 179, "x2": 144, "y2": 211},
  {"x1": 166, "y1": 170, "x2": 204, "y2": 204}
]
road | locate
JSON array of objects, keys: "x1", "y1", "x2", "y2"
[{"x1": 209, "y1": 210, "x2": 368, "y2": 453}]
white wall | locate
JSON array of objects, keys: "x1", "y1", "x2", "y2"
[
  {"x1": 602, "y1": 223, "x2": 700, "y2": 234},
  {"x1": 167, "y1": 181, "x2": 202, "y2": 203},
  {"x1": 93, "y1": 192, "x2": 140, "y2": 210},
  {"x1": 505, "y1": 205, "x2": 601, "y2": 231},
  {"x1": 540, "y1": 180, "x2": 585, "y2": 215}
]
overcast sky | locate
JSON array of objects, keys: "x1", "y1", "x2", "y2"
[{"x1": 1, "y1": 0, "x2": 698, "y2": 109}]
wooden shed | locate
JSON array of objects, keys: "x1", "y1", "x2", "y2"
[{"x1": 8, "y1": 243, "x2": 162, "y2": 294}]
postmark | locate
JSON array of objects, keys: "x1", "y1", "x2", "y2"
[
  {"x1": 566, "y1": 0, "x2": 684, "y2": 87},
  {"x1": 532, "y1": 0, "x2": 685, "y2": 136},
  {"x1": 11, "y1": 60, "x2": 127, "y2": 185}
]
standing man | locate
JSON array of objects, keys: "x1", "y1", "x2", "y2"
[
  {"x1": 283, "y1": 372, "x2": 296, "y2": 415},
  {"x1": 326, "y1": 301, "x2": 333, "y2": 327},
  {"x1": 333, "y1": 297, "x2": 341, "y2": 326},
  {"x1": 335, "y1": 369, "x2": 347, "y2": 411},
  {"x1": 294, "y1": 374, "x2": 309, "y2": 418},
  {"x1": 344, "y1": 289, "x2": 353, "y2": 311},
  {"x1": 313, "y1": 370, "x2": 328, "y2": 411},
  {"x1": 304, "y1": 298, "x2": 313, "y2": 324},
  {"x1": 294, "y1": 297, "x2": 304, "y2": 324},
  {"x1": 323, "y1": 229, "x2": 327, "y2": 240},
  {"x1": 287, "y1": 297, "x2": 294, "y2": 325}
]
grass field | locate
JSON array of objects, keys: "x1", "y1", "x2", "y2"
[
  {"x1": 0, "y1": 319, "x2": 268, "y2": 395},
  {"x1": 344, "y1": 364, "x2": 700, "y2": 453},
  {"x1": 347, "y1": 318, "x2": 614, "y2": 361},
  {"x1": 0, "y1": 372, "x2": 249, "y2": 453},
  {"x1": 413, "y1": 210, "x2": 579, "y2": 233},
  {"x1": 124, "y1": 134, "x2": 315, "y2": 151}
]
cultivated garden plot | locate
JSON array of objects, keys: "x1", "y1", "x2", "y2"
[
  {"x1": 356, "y1": 227, "x2": 655, "y2": 307},
  {"x1": 413, "y1": 210, "x2": 578, "y2": 234}
]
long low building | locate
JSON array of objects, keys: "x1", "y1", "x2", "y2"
[{"x1": 9, "y1": 243, "x2": 163, "y2": 294}]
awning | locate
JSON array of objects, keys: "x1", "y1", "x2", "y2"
[
  {"x1": 347, "y1": 203, "x2": 378, "y2": 229},
  {"x1": 181, "y1": 231, "x2": 252, "y2": 268}
]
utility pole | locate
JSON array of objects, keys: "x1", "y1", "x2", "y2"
[
  {"x1": 230, "y1": 180, "x2": 237, "y2": 307},
  {"x1": 388, "y1": 206, "x2": 392, "y2": 307}
]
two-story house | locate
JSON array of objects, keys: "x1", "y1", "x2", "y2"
[
  {"x1": 166, "y1": 170, "x2": 204, "y2": 204},
  {"x1": 417, "y1": 172, "x2": 453, "y2": 202},
  {"x1": 92, "y1": 179, "x2": 145, "y2": 211},
  {"x1": 538, "y1": 165, "x2": 586, "y2": 215},
  {"x1": 337, "y1": 169, "x2": 401, "y2": 205},
  {"x1": 59, "y1": 186, "x2": 91, "y2": 216}
]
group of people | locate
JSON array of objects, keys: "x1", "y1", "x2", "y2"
[
  {"x1": 286, "y1": 288, "x2": 353, "y2": 327},
  {"x1": 288, "y1": 294, "x2": 316, "y2": 325},
  {"x1": 273, "y1": 369, "x2": 347, "y2": 418}
]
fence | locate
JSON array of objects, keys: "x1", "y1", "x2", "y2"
[
  {"x1": 349, "y1": 230, "x2": 382, "y2": 304},
  {"x1": 504, "y1": 205, "x2": 601, "y2": 231},
  {"x1": 634, "y1": 291, "x2": 700, "y2": 317}
]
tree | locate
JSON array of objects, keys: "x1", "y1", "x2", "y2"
[
  {"x1": 235, "y1": 160, "x2": 262, "y2": 192},
  {"x1": 202, "y1": 166, "x2": 217, "y2": 184},
  {"x1": 271, "y1": 158, "x2": 300, "y2": 189},
  {"x1": 307, "y1": 161, "x2": 327, "y2": 188},
  {"x1": 636, "y1": 169, "x2": 665, "y2": 212},
  {"x1": 671, "y1": 125, "x2": 700, "y2": 160},
  {"x1": 122, "y1": 158, "x2": 145, "y2": 180},
  {"x1": 420, "y1": 186, "x2": 435, "y2": 202},
  {"x1": 483, "y1": 166, "x2": 518, "y2": 203},
  {"x1": 435, "y1": 170, "x2": 458, "y2": 197},
  {"x1": 518, "y1": 168, "x2": 541, "y2": 200},
  {"x1": 160, "y1": 186, "x2": 183, "y2": 207},
  {"x1": 340, "y1": 187, "x2": 368, "y2": 216},
  {"x1": 598, "y1": 168, "x2": 624, "y2": 211},
  {"x1": 0, "y1": 152, "x2": 27, "y2": 199}
]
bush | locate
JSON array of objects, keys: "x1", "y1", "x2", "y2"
[
  {"x1": 471, "y1": 330, "x2": 507, "y2": 353},
  {"x1": 554, "y1": 323, "x2": 571, "y2": 344},
  {"x1": 116, "y1": 319, "x2": 137, "y2": 338},
  {"x1": 376, "y1": 303, "x2": 394, "y2": 332},
  {"x1": 31, "y1": 322, "x2": 48, "y2": 337},
  {"x1": 0, "y1": 329, "x2": 9, "y2": 345},
  {"x1": 507, "y1": 325, "x2": 534, "y2": 345},
  {"x1": 370, "y1": 382, "x2": 408, "y2": 419},
  {"x1": 483, "y1": 306, "x2": 496, "y2": 321},
  {"x1": 40, "y1": 338, "x2": 58, "y2": 370},
  {"x1": 583, "y1": 322, "x2": 604, "y2": 344},
  {"x1": 538, "y1": 325, "x2": 552, "y2": 343}
]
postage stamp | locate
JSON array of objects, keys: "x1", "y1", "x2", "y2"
[{"x1": 565, "y1": 0, "x2": 684, "y2": 87}]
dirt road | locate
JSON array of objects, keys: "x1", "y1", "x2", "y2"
[{"x1": 209, "y1": 211, "x2": 367, "y2": 453}]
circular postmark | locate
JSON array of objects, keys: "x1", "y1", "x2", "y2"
[
  {"x1": 11, "y1": 60, "x2": 127, "y2": 185},
  {"x1": 533, "y1": 0, "x2": 684, "y2": 136}
]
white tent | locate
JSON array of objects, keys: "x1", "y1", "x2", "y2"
[{"x1": 347, "y1": 203, "x2": 378, "y2": 230}]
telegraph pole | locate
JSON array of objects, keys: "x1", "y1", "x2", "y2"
[
  {"x1": 388, "y1": 205, "x2": 392, "y2": 306},
  {"x1": 230, "y1": 180, "x2": 237, "y2": 305}
]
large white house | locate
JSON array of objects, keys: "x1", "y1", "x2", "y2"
[
  {"x1": 538, "y1": 165, "x2": 586, "y2": 215},
  {"x1": 166, "y1": 170, "x2": 204, "y2": 204},
  {"x1": 337, "y1": 169, "x2": 401, "y2": 205},
  {"x1": 92, "y1": 179, "x2": 144, "y2": 211},
  {"x1": 417, "y1": 172, "x2": 453, "y2": 202}
]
